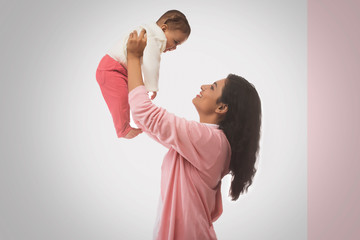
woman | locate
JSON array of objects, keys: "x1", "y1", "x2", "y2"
[{"x1": 127, "y1": 30, "x2": 262, "y2": 240}]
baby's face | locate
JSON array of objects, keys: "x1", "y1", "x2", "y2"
[{"x1": 163, "y1": 29, "x2": 188, "y2": 53}]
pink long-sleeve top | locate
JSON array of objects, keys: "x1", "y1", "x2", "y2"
[{"x1": 129, "y1": 86, "x2": 231, "y2": 240}]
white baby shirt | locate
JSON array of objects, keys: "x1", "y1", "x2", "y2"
[{"x1": 107, "y1": 22, "x2": 167, "y2": 92}]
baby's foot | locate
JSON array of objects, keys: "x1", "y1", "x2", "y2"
[{"x1": 124, "y1": 127, "x2": 143, "y2": 139}]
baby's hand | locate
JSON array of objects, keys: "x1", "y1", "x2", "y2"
[
  {"x1": 124, "y1": 127, "x2": 143, "y2": 139},
  {"x1": 151, "y1": 91, "x2": 157, "y2": 100}
]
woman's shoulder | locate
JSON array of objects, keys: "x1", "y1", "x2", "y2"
[
  {"x1": 186, "y1": 121, "x2": 229, "y2": 147},
  {"x1": 187, "y1": 122, "x2": 231, "y2": 177}
]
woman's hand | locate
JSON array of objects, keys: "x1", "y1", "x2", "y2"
[{"x1": 127, "y1": 29, "x2": 147, "y2": 59}]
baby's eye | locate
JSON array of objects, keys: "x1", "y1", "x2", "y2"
[{"x1": 210, "y1": 85, "x2": 214, "y2": 90}]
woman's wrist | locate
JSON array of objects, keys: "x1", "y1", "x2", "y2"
[
  {"x1": 127, "y1": 53, "x2": 141, "y2": 61},
  {"x1": 127, "y1": 54, "x2": 144, "y2": 92}
]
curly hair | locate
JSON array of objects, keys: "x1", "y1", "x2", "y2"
[{"x1": 218, "y1": 74, "x2": 262, "y2": 200}]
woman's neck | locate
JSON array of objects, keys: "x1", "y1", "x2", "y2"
[{"x1": 199, "y1": 115, "x2": 219, "y2": 125}]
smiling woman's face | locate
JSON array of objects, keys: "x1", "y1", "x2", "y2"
[{"x1": 192, "y1": 79, "x2": 227, "y2": 119}]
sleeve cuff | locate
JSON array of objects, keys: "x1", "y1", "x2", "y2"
[{"x1": 129, "y1": 85, "x2": 148, "y2": 106}]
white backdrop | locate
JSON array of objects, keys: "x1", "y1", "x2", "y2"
[{"x1": 0, "y1": 0, "x2": 306, "y2": 239}]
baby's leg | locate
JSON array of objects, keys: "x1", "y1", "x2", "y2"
[{"x1": 96, "y1": 55, "x2": 132, "y2": 138}]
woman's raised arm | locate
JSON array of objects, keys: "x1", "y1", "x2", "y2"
[
  {"x1": 127, "y1": 29, "x2": 147, "y2": 93},
  {"x1": 126, "y1": 30, "x2": 230, "y2": 174}
]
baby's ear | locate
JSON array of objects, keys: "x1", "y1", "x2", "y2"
[{"x1": 161, "y1": 24, "x2": 168, "y2": 32}]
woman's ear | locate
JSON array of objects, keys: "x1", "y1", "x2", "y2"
[{"x1": 215, "y1": 103, "x2": 228, "y2": 115}]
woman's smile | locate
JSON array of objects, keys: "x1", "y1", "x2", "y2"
[{"x1": 192, "y1": 79, "x2": 227, "y2": 120}]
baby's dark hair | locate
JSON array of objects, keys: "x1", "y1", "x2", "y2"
[{"x1": 157, "y1": 10, "x2": 191, "y2": 36}]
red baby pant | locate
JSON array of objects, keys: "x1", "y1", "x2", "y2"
[{"x1": 96, "y1": 54, "x2": 132, "y2": 138}]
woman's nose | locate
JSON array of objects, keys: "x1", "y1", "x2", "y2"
[{"x1": 201, "y1": 85, "x2": 209, "y2": 90}]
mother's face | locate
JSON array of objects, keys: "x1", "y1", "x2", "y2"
[{"x1": 192, "y1": 79, "x2": 227, "y2": 117}]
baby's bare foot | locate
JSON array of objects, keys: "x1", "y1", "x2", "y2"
[{"x1": 124, "y1": 128, "x2": 143, "y2": 139}]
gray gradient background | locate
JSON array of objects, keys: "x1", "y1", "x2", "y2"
[{"x1": 0, "y1": 0, "x2": 306, "y2": 239}]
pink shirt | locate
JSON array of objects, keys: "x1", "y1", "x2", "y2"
[{"x1": 129, "y1": 86, "x2": 231, "y2": 240}]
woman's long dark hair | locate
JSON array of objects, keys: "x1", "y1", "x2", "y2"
[{"x1": 218, "y1": 74, "x2": 262, "y2": 201}]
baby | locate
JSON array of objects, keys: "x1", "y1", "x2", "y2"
[{"x1": 96, "y1": 10, "x2": 191, "y2": 139}]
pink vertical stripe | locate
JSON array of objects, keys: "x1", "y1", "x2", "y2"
[{"x1": 308, "y1": 0, "x2": 360, "y2": 239}]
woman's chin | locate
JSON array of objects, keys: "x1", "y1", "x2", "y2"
[
  {"x1": 192, "y1": 98, "x2": 199, "y2": 109},
  {"x1": 192, "y1": 97, "x2": 197, "y2": 104}
]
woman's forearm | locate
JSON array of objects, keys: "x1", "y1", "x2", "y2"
[
  {"x1": 127, "y1": 56, "x2": 144, "y2": 93},
  {"x1": 127, "y1": 29, "x2": 147, "y2": 92}
]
